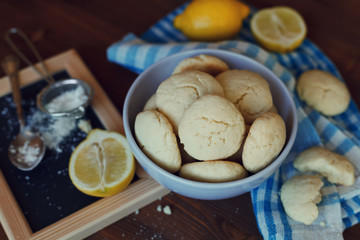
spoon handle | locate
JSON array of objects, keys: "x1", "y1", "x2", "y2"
[
  {"x1": 4, "y1": 28, "x2": 55, "y2": 84},
  {"x1": 2, "y1": 55, "x2": 25, "y2": 129}
]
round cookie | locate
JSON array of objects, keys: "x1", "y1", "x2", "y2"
[
  {"x1": 156, "y1": 70, "x2": 224, "y2": 133},
  {"x1": 296, "y1": 70, "x2": 350, "y2": 116},
  {"x1": 242, "y1": 112, "x2": 286, "y2": 173},
  {"x1": 179, "y1": 161, "x2": 247, "y2": 183},
  {"x1": 268, "y1": 104, "x2": 278, "y2": 113},
  {"x1": 216, "y1": 69, "x2": 273, "y2": 124},
  {"x1": 134, "y1": 110, "x2": 181, "y2": 173},
  {"x1": 177, "y1": 138, "x2": 196, "y2": 165},
  {"x1": 178, "y1": 94, "x2": 245, "y2": 161},
  {"x1": 227, "y1": 123, "x2": 251, "y2": 162},
  {"x1": 172, "y1": 54, "x2": 230, "y2": 76},
  {"x1": 143, "y1": 93, "x2": 157, "y2": 111}
]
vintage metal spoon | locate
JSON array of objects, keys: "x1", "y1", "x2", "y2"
[{"x1": 2, "y1": 55, "x2": 45, "y2": 171}]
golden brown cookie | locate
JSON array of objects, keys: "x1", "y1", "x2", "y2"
[
  {"x1": 179, "y1": 161, "x2": 247, "y2": 183},
  {"x1": 172, "y1": 54, "x2": 229, "y2": 76},
  {"x1": 296, "y1": 70, "x2": 350, "y2": 116},
  {"x1": 134, "y1": 110, "x2": 181, "y2": 173},
  {"x1": 294, "y1": 146, "x2": 355, "y2": 186},
  {"x1": 242, "y1": 112, "x2": 286, "y2": 173},
  {"x1": 280, "y1": 175, "x2": 323, "y2": 225},
  {"x1": 216, "y1": 69, "x2": 273, "y2": 124},
  {"x1": 178, "y1": 94, "x2": 245, "y2": 160},
  {"x1": 156, "y1": 70, "x2": 224, "y2": 133}
]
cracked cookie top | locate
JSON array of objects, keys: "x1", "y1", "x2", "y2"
[
  {"x1": 178, "y1": 94, "x2": 245, "y2": 161},
  {"x1": 156, "y1": 70, "x2": 224, "y2": 133},
  {"x1": 216, "y1": 69, "x2": 273, "y2": 124}
]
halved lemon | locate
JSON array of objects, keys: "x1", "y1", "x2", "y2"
[
  {"x1": 250, "y1": 6, "x2": 307, "y2": 53},
  {"x1": 69, "y1": 129, "x2": 135, "y2": 197}
]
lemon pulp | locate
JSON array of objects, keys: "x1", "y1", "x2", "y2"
[
  {"x1": 250, "y1": 6, "x2": 307, "y2": 53},
  {"x1": 69, "y1": 129, "x2": 135, "y2": 197}
]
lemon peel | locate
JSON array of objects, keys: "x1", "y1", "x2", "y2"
[{"x1": 174, "y1": 0, "x2": 250, "y2": 41}]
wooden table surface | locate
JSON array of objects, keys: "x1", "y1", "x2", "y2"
[{"x1": 0, "y1": 0, "x2": 359, "y2": 239}]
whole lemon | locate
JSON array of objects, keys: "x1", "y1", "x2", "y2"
[{"x1": 174, "y1": 0, "x2": 250, "y2": 41}]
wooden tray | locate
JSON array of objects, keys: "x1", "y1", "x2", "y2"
[{"x1": 0, "y1": 49, "x2": 170, "y2": 240}]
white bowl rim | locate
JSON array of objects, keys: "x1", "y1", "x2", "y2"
[{"x1": 123, "y1": 48, "x2": 298, "y2": 190}]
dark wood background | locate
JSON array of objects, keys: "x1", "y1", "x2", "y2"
[{"x1": 0, "y1": 0, "x2": 359, "y2": 239}]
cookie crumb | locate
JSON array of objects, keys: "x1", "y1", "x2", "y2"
[
  {"x1": 156, "y1": 204, "x2": 162, "y2": 212},
  {"x1": 320, "y1": 221, "x2": 326, "y2": 227},
  {"x1": 163, "y1": 205, "x2": 172, "y2": 215},
  {"x1": 78, "y1": 119, "x2": 92, "y2": 133}
]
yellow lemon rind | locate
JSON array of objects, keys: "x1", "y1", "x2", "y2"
[
  {"x1": 173, "y1": 0, "x2": 250, "y2": 41},
  {"x1": 72, "y1": 165, "x2": 135, "y2": 198}
]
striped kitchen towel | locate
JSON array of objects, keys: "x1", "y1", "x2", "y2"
[{"x1": 107, "y1": 3, "x2": 360, "y2": 240}]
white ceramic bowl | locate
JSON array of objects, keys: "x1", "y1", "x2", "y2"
[{"x1": 123, "y1": 49, "x2": 297, "y2": 200}]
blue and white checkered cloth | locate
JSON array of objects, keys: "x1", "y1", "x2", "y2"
[{"x1": 107, "y1": 3, "x2": 360, "y2": 239}]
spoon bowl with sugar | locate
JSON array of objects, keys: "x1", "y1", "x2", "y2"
[{"x1": 2, "y1": 55, "x2": 46, "y2": 171}]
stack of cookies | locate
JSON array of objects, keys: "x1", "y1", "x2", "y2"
[{"x1": 134, "y1": 54, "x2": 286, "y2": 183}]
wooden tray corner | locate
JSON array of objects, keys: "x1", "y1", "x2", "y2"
[{"x1": 0, "y1": 49, "x2": 170, "y2": 240}]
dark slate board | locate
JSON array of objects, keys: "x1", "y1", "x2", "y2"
[{"x1": 0, "y1": 71, "x2": 104, "y2": 232}]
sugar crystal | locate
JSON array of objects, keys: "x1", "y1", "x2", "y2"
[
  {"x1": 10, "y1": 141, "x2": 41, "y2": 164},
  {"x1": 45, "y1": 86, "x2": 88, "y2": 112}
]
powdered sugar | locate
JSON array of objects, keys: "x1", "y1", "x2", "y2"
[
  {"x1": 45, "y1": 86, "x2": 88, "y2": 113},
  {"x1": 29, "y1": 111, "x2": 77, "y2": 152},
  {"x1": 9, "y1": 140, "x2": 41, "y2": 164}
]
